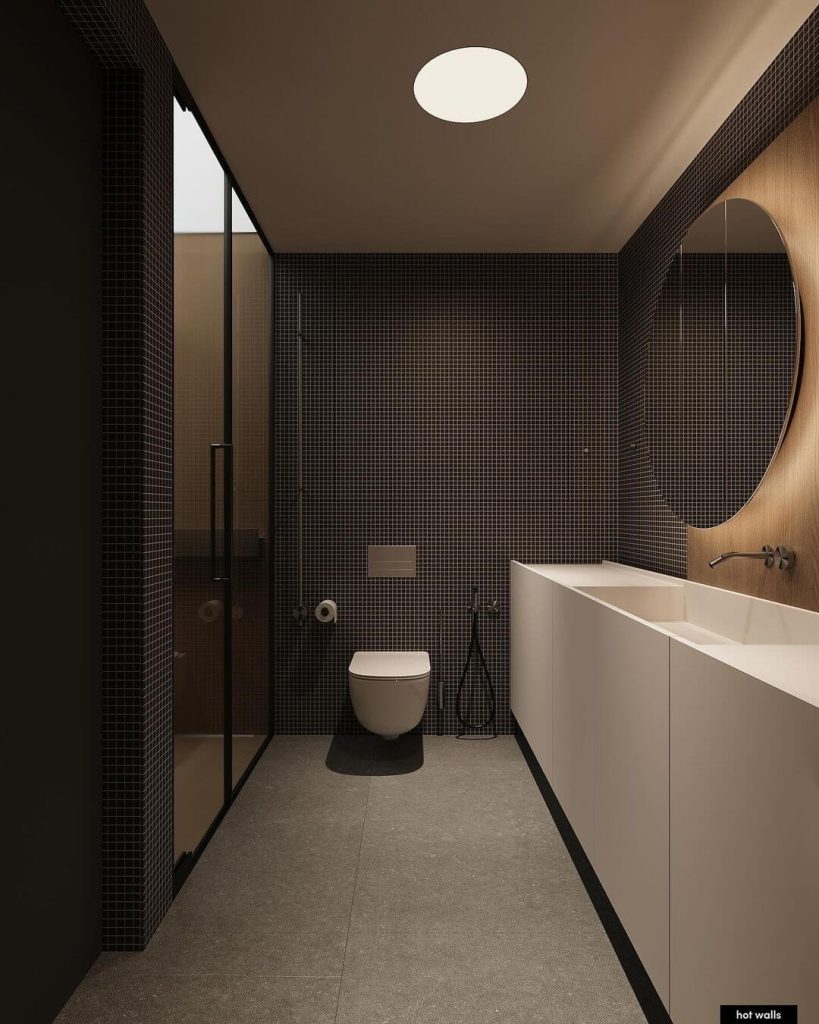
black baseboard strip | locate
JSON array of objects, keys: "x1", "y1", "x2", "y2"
[{"x1": 514, "y1": 727, "x2": 671, "y2": 1024}]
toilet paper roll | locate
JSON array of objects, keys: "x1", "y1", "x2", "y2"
[
  {"x1": 315, "y1": 599, "x2": 338, "y2": 624},
  {"x1": 198, "y1": 599, "x2": 223, "y2": 623}
]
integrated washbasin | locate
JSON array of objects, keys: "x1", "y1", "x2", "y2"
[{"x1": 578, "y1": 581, "x2": 819, "y2": 646}]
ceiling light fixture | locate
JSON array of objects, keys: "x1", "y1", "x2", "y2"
[{"x1": 413, "y1": 47, "x2": 527, "y2": 123}]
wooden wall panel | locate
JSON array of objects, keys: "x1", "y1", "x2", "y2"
[{"x1": 688, "y1": 97, "x2": 819, "y2": 610}]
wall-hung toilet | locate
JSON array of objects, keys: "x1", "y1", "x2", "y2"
[{"x1": 348, "y1": 651, "x2": 430, "y2": 740}]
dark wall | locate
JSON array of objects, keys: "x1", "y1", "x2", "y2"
[
  {"x1": 618, "y1": 10, "x2": 819, "y2": 575},
  {"x1": 1, "y1": 0, "x2": 174, "y2": 961},
  {"x1": 59, "y1": 0, "x2": 175, "y2": 950},
  {"x1": 1, "y1": 2, "x2": 101, "y2": 1021},
  {"x1": 273, "y1": 254, "x2": 618, "y2": 735}
]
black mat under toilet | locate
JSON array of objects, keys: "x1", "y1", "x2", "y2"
[{"x1": 325, "y1": 733, "x2": 424, "y2": 775}]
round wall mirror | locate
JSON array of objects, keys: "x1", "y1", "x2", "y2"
[{"x1": 647, "y1": 198, "x2": 801, "y2": 528}]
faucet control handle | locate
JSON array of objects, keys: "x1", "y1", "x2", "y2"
[{"x1": 774, "y1": 546, "x2": 795, "y2": 570}]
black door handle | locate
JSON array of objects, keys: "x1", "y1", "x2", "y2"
[{"x1": 209, "y1": 442, "x2": 232, "y2": 581}]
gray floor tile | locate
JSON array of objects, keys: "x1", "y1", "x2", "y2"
[
  {"x1": 335, "y1": 963, "x2": 644, "y2": 1024},
  {"x1": 365, "y1": 763, "x2": 549, "y2": 829},
  {"x1": 419, "y1": 734, "x2": 529, "y2": 772},
  {"x1": 58, "y1": 737, "x2": 647, "y2": 1024},
  {"x1": 56, "y1": 972, "x2": 340, "y2": 1024},
  {"x1": 233, "y1": 736, "x2": 370, "y2": 824},
  {"x1": 104, "y1": 819, "x2": 363, "y2": 979},
  {"x1": 344, "y1": 818, "x2": 610, "y2": 966},
  {"x1": 250, "y1": 735, "x2": 335, "y2": 772},
  {"x1": 337, "y1": 817, "x2": 645, "y2": 1023}
]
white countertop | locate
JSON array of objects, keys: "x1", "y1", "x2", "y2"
[
  {"x1": 694, "y1": 645, "x2": 819, "y2": 709},
  {"x1": 513, "y1": 560, "x2": 819, "y2": 710},
  {"x1": 515, "y1": 561, "x2": 681, "y2": 588}
]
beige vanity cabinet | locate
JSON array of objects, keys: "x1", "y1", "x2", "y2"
[
  {"x1": 552, "y1": 584, "x2": 670, "y2": 1007},
  {"x1": 511, "y1": 561, "x2": 819, "y2": 1020},
  {"x1": 669, "y1": 643, "x2": 819, "y2": 1024},
  {"x1": 510, "y1": 562, "x2": 554, "y2": 776},
  {"x1": 551, "y1": 585, "x2": 599, "y2": 856},
  {"x1": 591, "y1": 600, "x2": 669, "y2": 1007}
]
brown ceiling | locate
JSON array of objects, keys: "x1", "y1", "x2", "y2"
[{"x1": 146, "y1": 0, "x2": 815, "y2": 252}]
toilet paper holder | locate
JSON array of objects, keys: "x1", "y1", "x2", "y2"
[{"x1": 315, "y1": 599, "x2": 338, "y2": 624}]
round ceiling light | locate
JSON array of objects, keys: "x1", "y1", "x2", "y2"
[{"x1": 413, "y1": 47, "x2": 527, "y2": 123}]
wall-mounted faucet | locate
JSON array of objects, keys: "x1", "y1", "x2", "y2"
[
  {"x1": 708, "y1": 545, "x2": 795, "y2": 570},
  {"x1": 467, "y1": 586, "x2": 500, "y2": 616}
]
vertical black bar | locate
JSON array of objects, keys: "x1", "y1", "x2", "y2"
[
  {"x1": 223, "y1": 173, "x2": 233, "y2": 805},
  {"x1": 209, "y1": 443, "x2": 218, "y2": 580},
  {"x1": 267, "y1": 253, "x2": 276, "y2": 740}
]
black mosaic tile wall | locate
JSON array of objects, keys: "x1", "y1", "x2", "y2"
[
  {"x1": 273, "y1": 254, "x2": 618, "y2": 735},
  {"x1": 618, "y1": 10, "x2": 819, "y2": 574},
  {"x1": 59, "y1": 0, "x2": 174, "y2": 951}
]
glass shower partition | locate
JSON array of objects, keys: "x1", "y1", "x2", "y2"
[
  {"x1": 173, "y1": 99, "x2": 228, "y2": 863},
  {"x1": 172, "y1": 97, "x2": 272, "y2": 875},
  {"x1": 230, "y1": 189, "x2": 271, "y2": 786}
]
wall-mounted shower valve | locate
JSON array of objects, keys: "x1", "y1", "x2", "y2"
[{"x1": 467, "y1": 588, "x2": 500, "y2": 616}]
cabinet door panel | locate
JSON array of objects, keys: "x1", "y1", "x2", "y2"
[
  {"x1": 552, "y1": 585, "x2": 598, "y2": 858},
  {"x1": 594, "y1": 604, "x2": 669, "y2": 1007},
  {"x1": 670, "y1": 643, "x2": 819, "y2": 1023},
  {"x1": 510, "y1": 563, "x2": 553, "y2": 777}
]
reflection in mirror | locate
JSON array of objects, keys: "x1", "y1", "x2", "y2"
[{"x1": 647, "y1": 198, "x2": 800, "y2": 528}]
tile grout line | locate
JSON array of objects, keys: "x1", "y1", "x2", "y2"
[{"x1": 332, "y1": 776, "x2": 371, "y2": 1024}]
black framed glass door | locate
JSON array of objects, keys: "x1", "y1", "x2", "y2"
[
  {"x1": 172, "y1": 93, "x2": 272, "y2": 873},
  {"x1": 173, "y1": 98, "x2": 227, "y2": 862}
]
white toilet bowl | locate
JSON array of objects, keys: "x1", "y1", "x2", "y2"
[{"x1": 348, "y1": 651, "x2": 430, "y2": 740}]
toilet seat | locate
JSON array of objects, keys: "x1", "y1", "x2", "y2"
[{"x1": 349, "y1": 650, "x2": 430, "y2": 682}]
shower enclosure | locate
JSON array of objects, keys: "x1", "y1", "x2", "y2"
[{"x1": 173, "y1": 95, "x2": 272, "y2": 872}]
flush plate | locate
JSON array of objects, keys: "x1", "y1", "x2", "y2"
[{"x1": 368, "y1": 544, "x2": 416, "y2": 578}]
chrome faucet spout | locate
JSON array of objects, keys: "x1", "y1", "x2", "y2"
[
  {"x1": 708, "y1": 546, "x2": 778, "y2": 569},
  {"x1": 708, "y1": 544, "x2": 798, "y2": 569}
]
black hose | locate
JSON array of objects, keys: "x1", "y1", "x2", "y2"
[{"x1": 454, "y1": 608, "x2": 497, "y2": 734}]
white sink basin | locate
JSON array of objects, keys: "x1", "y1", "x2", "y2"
[{"x1": 579, "y1": 582, "x2": 819, "y2": 646}]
